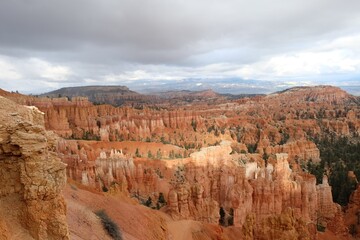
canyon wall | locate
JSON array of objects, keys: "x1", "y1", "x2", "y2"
[
  {"x1": 1, "y1": 86, "x2": 358, "y2": 239},
  {"x1": 14, "y1": 86, "x2": 357, "y2": 167},
  {"x1": 0, "y1": 96, "x2": 69, "y2": 240},
  {"x1": 59, "y1": 139, "x2": 346, "y2": 239}
]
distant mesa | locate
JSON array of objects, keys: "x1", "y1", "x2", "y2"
[
  {"x1": 40, "y1": 85, "x2": 261, "y2": 106},
  {"x1": 40, "y1": 85, "x2": 141, "y2": 106},
  {"x1": 269, "y1": 85, "x2": 358, "y2": 105}
]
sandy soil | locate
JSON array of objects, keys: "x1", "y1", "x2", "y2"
[
  {"x1": 64, "y1": 182, "x2": 236, "y2": 240},
  {"x1": 318, "y1": 231, "x2": 351, "y2": 240},
  {"x1": 64, "y1": 182, "x2": 170, "y2": 240}
]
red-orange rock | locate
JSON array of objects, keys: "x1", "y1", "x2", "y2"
[{"x1": 0, "y1": 96, "x2": 69, "y2": 239}]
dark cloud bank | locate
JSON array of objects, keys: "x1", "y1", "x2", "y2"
[{"x1": 0, "y1": 0, "x2": 359, "y2": 94}]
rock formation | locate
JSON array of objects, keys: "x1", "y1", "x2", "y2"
[
  {"x1": 0, "y1": 85, "x2": 358, "y2": 239},
  {"x1": 2, "y1": 86, "x2": 357, "y2": 162},
  {"x1": 0, "y1": 96, "x2": 69, "y2": 239},
  {"x1": 345, "y1": 184, "x2": 360, "y2": 238},
  {"x1": 59, "y1": 139, "x2": 347, "y2": 239}
]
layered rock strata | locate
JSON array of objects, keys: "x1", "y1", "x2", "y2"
[
  {"x1": 1, "y1": 86, "x2": 358, "y2": 168},
  {"x1": 63, "y1": 140, "x2": 345, "y2": 238},
  {"x1": 0, "y1": 96, "x2": 69, "y2": 239}
]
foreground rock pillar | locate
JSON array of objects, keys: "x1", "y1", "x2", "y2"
[{"x1": 0, "y1": 96, "x2": 69, "y2": 240}]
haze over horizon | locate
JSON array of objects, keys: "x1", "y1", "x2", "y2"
[{"x1": 0, "y1": 0, "x2": 360, "y2": 95}]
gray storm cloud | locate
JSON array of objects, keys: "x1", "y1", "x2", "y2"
[
  {"x1": 0, "y1": 0, "x2": 359, "y2": 63},
  {"x1": 0, "y1": 0, "x2": 360, "y2": 93}
]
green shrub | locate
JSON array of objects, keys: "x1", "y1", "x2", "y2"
[
  {"x1": 314, "y1": 136, "x2": 360, "y2": 206},
  {"x1": 146, "y1": 197, "x2": 152, "y2": 207},
  {"x1": 316, "y1": 223, "x2": 325, "y2": 232},
  {"x1": 135, "y1": 148, "x2": 141, "y2": 157},
  {"x1": 158, "y1": 192, "x2": 166, "y2": 204},
  {"x1": 219, "y1": 207, "x2": 225, "y2": 226},
  {"x1": 191, "y1": 119, "x2": 197, "y2": 131},
  {"x1": 147, "y1": 150, "x2": 153, "y2": 159},
  {"x1": 246, "y1": 143, "x2": 257, "y2": 153},
  {"x1": 95, "y1": 210, "x2": 122, "y2": 240}
]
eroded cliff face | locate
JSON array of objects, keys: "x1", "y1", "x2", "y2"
[
  {"x1": 0, "y1": 96, "x2": 69, "y2": 240},
  {"x1": 12, "y1": 86, "x2": 357, "y2": 167},
  {"x1": 59, "y1": 139, "x2": 347, "y2": 239},
  {"x1": 345, "y1": 185, "x2": 360, "y2": 238},
  {"x1": 163, "y1": 146, "x2": 342, "y2": 239},
  {"x1": 1, "y1": 86, "x2": 357, "y2": 239}
]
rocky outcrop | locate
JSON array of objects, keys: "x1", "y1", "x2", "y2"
[
  {"x1": 69, "y1": 139, "x2": 346, "y2": 239},
  {"x1": 271, "y1": 140, "x2": 320, "y2": 162},
  {"x1": 268, "y1": 85, "x2": 355, "y2": 105},
  {"x1": 345, "y1": 184, "x2": 360, "y2": 238},
  {"x1": 27, "y1": 96, "x2": 204, "y2": 144},
  {"x1": 250, "y1": 207, "x2": 315, "y2": 240},
  {"x1": 0, "y1": 96, "x2": 69, "y2": 239},
  {"x1": 164, "y1": 149, "x2": 345, "y2": 238},
  {"x1": 1, "y1": 86, "x2": 357, "y2": 239},
  {"x1": 2, "y1": 86, "x2": 357, "y2": 155}
]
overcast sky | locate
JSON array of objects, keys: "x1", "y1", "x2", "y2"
[{"x1": 0, "y1": 0, "x2": 360, "y2": 94}]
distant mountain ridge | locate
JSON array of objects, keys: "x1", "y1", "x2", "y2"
[
  {"x1": 39, "y1": 85, "x2": 359, "y2": 107},
  {"x1": 154, "y1": 89, "x2": 220, "y2": 98},
  {"x1": 41, "y1": 85, "x2": 145, "y2": 106},
  {"x1": 40, "y1": 85, "x2": 262, "y2": 106},
  {"x1": 269, "y1": 85, "x2": 359, "y2": 104},
  {"x1": 42, "y1": 85, "x2": 136, "y2": 95}
]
